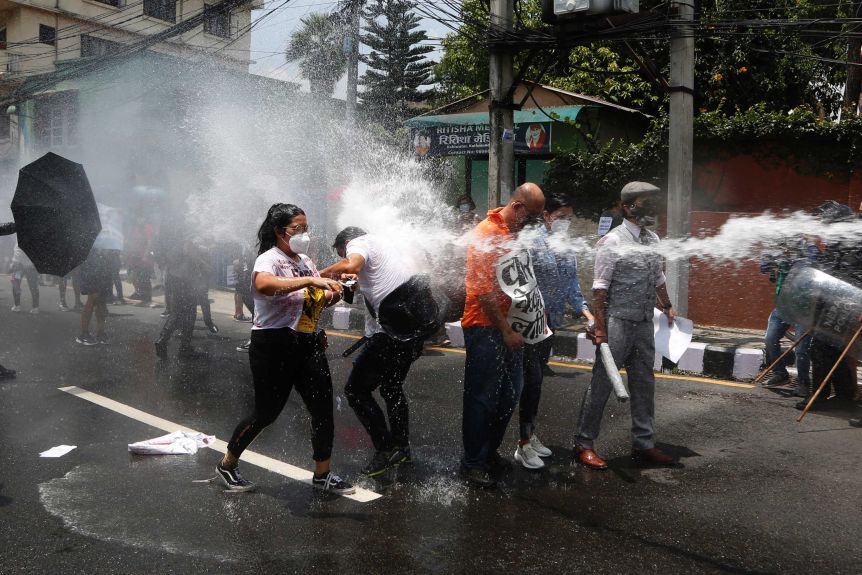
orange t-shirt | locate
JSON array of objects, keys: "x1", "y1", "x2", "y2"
[{"x1": 462, "y1": 208, "x2": 512, "y2": 327}]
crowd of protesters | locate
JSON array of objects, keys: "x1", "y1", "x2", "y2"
[{"x1": 3, "y1": 183, "x2": 861, "y2": 495}]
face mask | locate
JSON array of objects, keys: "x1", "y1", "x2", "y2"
[
  {"x1": 629, "y1": 203, "x2": 658, "y2": 227},
  {"x1": 550, "y1": 219, "x2": 571, "y2": 234},
  {"x1": 288, "y1": 232, "x2": 311, "y2": 254},
  {"x1": 459, "y1": 203, "x2": 473, "y2": 213}
]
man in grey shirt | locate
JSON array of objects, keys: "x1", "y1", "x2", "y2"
[{"x1": 575, "y1": 181, "x2": 677, "y2": 470}]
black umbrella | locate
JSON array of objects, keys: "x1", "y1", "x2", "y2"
[{"x1": 9, "y1": 152, "x2": 101, "y2": 276}]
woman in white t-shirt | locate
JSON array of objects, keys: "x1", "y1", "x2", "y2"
[{"x1": 216, "y1": 203, "x2": 355, "y2": 495}]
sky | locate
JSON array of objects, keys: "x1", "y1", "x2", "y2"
[{"x1": 248, "y1": 0, "x2": 451, "y2": 98}]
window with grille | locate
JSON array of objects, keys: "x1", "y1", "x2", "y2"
[
  {"x1": 144, "y1": 0, "x2": 177, "y2": 23},
  {"x1": 81, "y1": 35, "x2": 123, "y2": 58},
  {"x1": 204, "y1": 4, "x2": 231, "y2": 38},
  {"x1": 35, "y1": 92, "x2": 78, "y2": 150},
  {"x1": 39, "y1": 25, "x2": 56, "y2": 46}
]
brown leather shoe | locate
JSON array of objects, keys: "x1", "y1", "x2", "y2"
[
  {"x1": 631, "y1": 447, "x2": 676, "y2": 466},
  {"x1": 575, "y1": 447, "x2": 608, "y2": 470}
]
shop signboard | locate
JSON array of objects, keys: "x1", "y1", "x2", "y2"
[{"x1": 412, "y1": 122, "x2": 552, "y2": 157}]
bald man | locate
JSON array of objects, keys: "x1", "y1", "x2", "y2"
[{"x1": 460, "y1": 183, "x2": 547, "y2": 488}]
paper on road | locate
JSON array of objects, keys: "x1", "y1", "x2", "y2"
[
  {"x1": 653, "y1": 308, "x2": 694, "y2": 364},
  {"x1": 40, "y1": 445, "x2": 77, "y2": 458},
  {"x1": 128, "y1": 431, "x2": 216, "y2": 455}
]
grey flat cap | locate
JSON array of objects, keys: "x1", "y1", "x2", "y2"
[{"x1": 621, "y1": 181, "x2": 661, "y2": 202}]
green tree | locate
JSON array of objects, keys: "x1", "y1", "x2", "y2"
[
  {"x1": 434, "y1": 0, "x2": 852, "y2": 116},
  {"x1": 285, "y1": 13, "x2": 347, "y2": 97},
  {"x1": 360, "y1": 0, "x2": 435, "y2": 128}
]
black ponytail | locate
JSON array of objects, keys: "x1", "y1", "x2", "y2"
[{"x1": 257, "y1": 203, "x2": 305, "y2": 255}]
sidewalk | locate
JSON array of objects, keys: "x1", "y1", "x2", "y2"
[
  {"x1": 124, "y1": 283, "x2": 770, "y2": 382},
  {"x1": 323, "y1": 302, "x2": 770, "y2": 382}
]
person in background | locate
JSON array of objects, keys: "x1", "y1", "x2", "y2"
[
  {"x1": 233, "y1": 245, "x2": 254, "y2": 322},
  {"x1": 797, "y1": 201, "x2": 862, "y2": 414},
  {"x1": 759, "y1": 236, "x2": 816, "y2": 396},
  {"x1": 515, "y1": 193, "x2": 595, "y2": 470},
  {"x1": 154, "y1": 233, "x2": 206, "y2": 359},
  {"x1": 575, "y1": 181, "x2": 676, "y2": 471},
  {"x1": 193, "y1": 242, "x2": 218, "y2": 335},
  {"x1": 76, "y1": 248, "x2": 112, "y2": 345},
  {"x1": 456, "y1": 194, "x2": 481, "y2": 231},
  {"x1": 0, "y1": 223, "x2": 16, "y2": 378},
  {"x1": 107, "y1": 250, "x2": 126, "y2": 305},
  {"x1": 460, "y1": 183, "x2": 546, "y2": 488},
  {"x1": 58, "y1": 268, "x2": 83, "y2": 312},
  {"x1": 597, "y1": 199, "x2": 624, "y2": 237},
  {"x1": 216, "y1": 203, "x2": 353, "y2": 494},
  {"x1": 126, "y1": 214, "x2": 154, "y2": 305},
  {"x1": 9, "y1": 243, "x2": 39, "y2": 314}
]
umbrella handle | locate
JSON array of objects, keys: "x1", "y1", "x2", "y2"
[{"x1": 0, "y1": 222, "x2": 15, "y2": 236}]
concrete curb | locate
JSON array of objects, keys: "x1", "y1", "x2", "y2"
[{"x1": 323, "y1": 306, "x2": 765, "y2": 381}]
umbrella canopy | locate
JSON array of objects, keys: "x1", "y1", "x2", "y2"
[{"x1": 10, "y1": 152, "x2": 101, "y2": 276}]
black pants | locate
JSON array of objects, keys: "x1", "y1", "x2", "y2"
[
  {"x1": 810, "y1": 338, "x2": 856, "y2": 400},
  {"x1": 519, "y1": 335, "x2": 554, "y2": 441},
  {"x1": 197, "y1": 287, "x2": 213, "y2": 327},
  {"x1": 155, "y1": 276, "x2": 195, "y2": 349},
  {"x1": 106, "y1": 251, "x2": 123, "y2": 300},
  {"x1": 344, "y1": 333, "x2": 423, "y2": 452},
  {"x1": 227, "y1": 328, "x2": 334, "y2": 462}
]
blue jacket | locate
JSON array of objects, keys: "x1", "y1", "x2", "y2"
[{"x1": 530, "y1": 227, "x2": 587, "y2": 330}]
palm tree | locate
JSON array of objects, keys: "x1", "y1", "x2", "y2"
[{"x1": 285, "y1": 12, "x2": 348, "y2": 97}]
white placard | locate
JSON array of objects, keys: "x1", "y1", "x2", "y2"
[
  {"x1": 496, "y1": 250, "x2": 552, "y2": 343},
  {"x1": 597, "y1": 216, "x2": 614, "y2": 236},
  {"x1": 653, "y1": 308, "x2": 694, "y2": 364}
]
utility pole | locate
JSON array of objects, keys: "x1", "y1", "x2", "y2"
[
  {"x1": 345, "y1": 0, "x2": 361, "y2": 124},
  {"x1": 487, "y1": 0, "x2": 514, "y2": 208},
  {"x1": 666, "y1": 0, "x2": 694, "y2": 317}
]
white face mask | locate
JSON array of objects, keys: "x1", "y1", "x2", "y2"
[
  {"x1": 459, "y1": 203, "x2": 473, "y2": 213},
  {"x1": 550, "y1": 219, "x2": 571, "y2": 234},
  {"x1": 288, "y1": 232, "x2": 311, "y2": 254}
]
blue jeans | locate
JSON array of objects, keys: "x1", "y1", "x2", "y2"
[
  {"x1": 765, "y1": 308, "x2": 811, "y2": 390},
  {"x1": 462, "y1": 326, "x2": 524, "y2": 470}
]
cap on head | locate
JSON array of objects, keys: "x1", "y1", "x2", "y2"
[{"x1": 620, "y1": 181, "x2": 661, "y2": 203}]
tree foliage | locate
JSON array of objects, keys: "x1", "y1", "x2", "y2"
[
  {"x1": 360, "y1": 0, "x2": 435, "y2": 128},
  {"x1": 434, "y1": 0, "x2": 856, "y2": 117},
  {"x1": 285, "y1": 13, "x2": 348, "y2": 97}
]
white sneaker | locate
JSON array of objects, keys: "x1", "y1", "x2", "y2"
[
  {"x1": 10, "y1": 306, "x2": 21, "y2": 312},
  {"x1": 29, "y1": 307, "x2": 40, "y2": 315},
  {"x1": 514, "y1": 443, "x2": 545, "y2": 470},
  {"x1": 529, "y1": 434, "x2": 552, "y2": 457},
  {"x1": 58, "y1": 303, "x2": 70, "y2": 312}
]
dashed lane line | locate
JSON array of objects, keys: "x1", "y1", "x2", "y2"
[
  {"x1": 326, "y1": 331, "x2": 755, "y2": 390},
  {"x1": 57, "y1": 386, "x2": 382, "y2": 503}
]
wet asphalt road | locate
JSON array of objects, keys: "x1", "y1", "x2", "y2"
[{"x1": 0, "y1": 286, "x2": 861, "y2": 575}]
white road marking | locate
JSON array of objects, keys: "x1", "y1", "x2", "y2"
[{"x1": 58, "y1": 386, "x2": 381, "y2": 503}]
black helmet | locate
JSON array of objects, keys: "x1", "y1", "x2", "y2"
[{"x1": 813, "y1": 200, "x2": 854, "y2": 223}]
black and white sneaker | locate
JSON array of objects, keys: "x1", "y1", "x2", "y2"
[
  {"x1": 312, "y1": 471, "x2": 355, "y2": 495},
  {"x1": 363, "y1": 450, "x2": 394, "y2": 477},
  {"x1": 215, "y1": 463, "x2": 256, "y2": 492},
  {"x1": 75, "y1": 334, "x2": 98, "y2": 346}
]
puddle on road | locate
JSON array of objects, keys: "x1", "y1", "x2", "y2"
[{"x1": 39, "y1": 464, "x2": 239, "y2": 563}]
